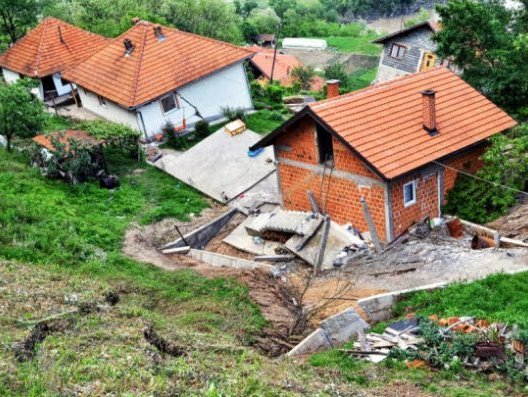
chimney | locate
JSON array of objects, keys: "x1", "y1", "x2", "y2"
[
  {"x1": 131, "y1": 17, "x2": 140, "y2": 25},
  {"x1": 421, "y1": 89, "x2": 437, "y2": 135},
  {"x1": 123, "y1": 38, "x2": 135, "y2": 56},
  {"x1": 153, "y1": 25, "x2": 165, "y2": 41},
  {"x1": 326, "y1": 79, "x2": 340, "y2": 99}
]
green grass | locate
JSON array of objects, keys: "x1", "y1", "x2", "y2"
[
  {"x1": 347, "y1": 67, "x2": 378, "y2": 91},
  {"x1": 394, "y1": 272, "x2": 528, "y2": 327},
  {"x1": 43, "y1": 114, "x2": 73, "y2": 133},
  {"x1": 323, "y1": 35, "x2": 381, "y2": 56},
  {"x1": 246, "y1": 110, "x2": 285, "y2": 134},
  {"x1": 0, "y1": 148, "x2": 265, "y2": 335}
]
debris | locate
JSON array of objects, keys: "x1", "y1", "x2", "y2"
[
  {"x1": 315, "y1": 216, "x2": 331, "y2": 274},
  {"x1": 446, "y1": 218, "x2": 464, "y2": 238},
  {"x1": 474, "y1": 342, "x2": 507, "y2": 363},
  {"x1": 369, "y1": 267, "x2": 416, "y2": 277},
  {"x1": 409, "y1": 218, "x2": 431, "y2": 239},
  {"x1": 254, "y1": 255, "x2": 296, "y2": 262},
  {"x1": 471, "y1": 235, "x2": 497, "y2": 249},
  {"x1": 162, "y1": 246, "x2": 191, "y2": 255},
  {"x1": 361, "y1": 197, "x2": 382, "y2": 253},
  {"x1": 13, "y1": 322, "x2": 50, "y2": 362},
  {"x1": 143, "y1": 324, "x2": 186, "y2": 357}
]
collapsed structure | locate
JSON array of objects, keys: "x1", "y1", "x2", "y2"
[{"x1": 251, "y1": 68, "x2": 517, "y2": 242}]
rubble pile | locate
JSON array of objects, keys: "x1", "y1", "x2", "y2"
[{"x1": 346, "y1": 315, "x2": 528, "y2": 379}]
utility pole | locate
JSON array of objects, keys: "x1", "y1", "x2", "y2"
[{"x1": 269, "y1": 20, "x2": 282, "y2": 84}]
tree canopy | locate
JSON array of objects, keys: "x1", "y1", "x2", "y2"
[
  {"x1": 0, "y1": 81, "x2": 46, "y2": 151},
  {"x1": 434, "y1": 0, "x2": 528, "y2": 118}
]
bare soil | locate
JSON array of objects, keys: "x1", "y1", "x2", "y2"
[{"x1": 488, "y1": 197, "x2": 528, "y2": 242}]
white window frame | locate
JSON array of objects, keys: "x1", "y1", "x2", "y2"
[
  {"x1": 403, "y1": 180, "x2": 417, "y2": 207},
  {"x1": 160, "y1": 93, "x2": 178, "y2": 115},
  {"x1": 97, "y1": 95, "x2": 107, "y2": 107},
  {"x1": 389, "y1": 43, "x2": 406, "y2": 60}
]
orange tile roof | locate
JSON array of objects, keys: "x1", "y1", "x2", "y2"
[
  {"x1": 250, "y1": 48, "x2": 324, "y2": 91},
  {"x1": 0, "y1": 17, "x2": 109, "y2": 78},
  {"x1": 255, "y1": 68, "x2": 517, "y2": 180},
  {"x1": 62, "y1": 21, "x2": 254, "y2": 108},
  {"x1": 33, "y1": 130, "x2": 103, "y2": 152}
]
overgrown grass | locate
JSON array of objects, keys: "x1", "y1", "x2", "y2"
[
  {"x1": 246, "y1": 110, "x2": 285, "y2": 134},
  {"x1": 394, "y1": 272, "x2": 528, "y2": 327},
  {"x1": 0, "y1": 148, "x2": 266, "y2": 336},
  {"x1": 323, "y1": 35, "x2": 381, "y2": 55}
]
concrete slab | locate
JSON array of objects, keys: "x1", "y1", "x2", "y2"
[
  {"x1": 223, "y1": 217, "x2": 282, "y2": 256},
  {"x1": 228, "y1": 172, "x2": 280, "y2": 214},
  {"x1": 286, "y1": 221, "x2": 367, "y2": 270},
  {"x1": 153, "y1": 127, "x2": 275, "y2": 203}
]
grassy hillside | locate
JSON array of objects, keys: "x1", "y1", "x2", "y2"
[{"x1": 323, "y1": 35, "x2": 381, "y2": 55}]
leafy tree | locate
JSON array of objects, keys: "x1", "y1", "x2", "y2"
[
  {"x1": 291, "y1": 65, "x2": 315, "y2": 91},
  {"x1": 434, "y1": 0, "x2": 528, "y2": 117},
  {"x1": 0, "y1": 0, "x2": 45, "y2": 44},
  {"x1": 444, "y1": 124, "x2": 528, "y2": 223},
  {"x1": 234, "y1": 0, "x2": 258, "y2": 18},
  {"x1": 0, "y1": 80, "x2": 46, "y2": 152},
  {"x1": 160, "y1": 0, "x2": 243, "y2": 43},
  {"x1": 324, "y1": 62, "x2": 349, "y2": 88},
  {"x1": 269, "y1": 0, "x2": 294, "y2": 18}
]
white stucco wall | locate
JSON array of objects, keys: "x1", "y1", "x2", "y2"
[
  {"x1": 77, "y1": 61, "x2": 253, "y2": 138},
  {"x1": 52, "y1": 73, "x2": 74, "y2": 96},
  {"x1": 2, "y1": 68, "x2": 20, "y2": 84},
  {"x1": 78, "y1": 88, "x2": 140, "y2": 131}
]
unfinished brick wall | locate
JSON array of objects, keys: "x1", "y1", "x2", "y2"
[
  {"x1": 442, "y1": 146, "x2": 486, "y2": 202},
  {"x1": 275, "y1": 116, "x2": 388, "y2": 240},
  {"x1": 391, "y1": 171, "x2": 440, "y2": 238}
]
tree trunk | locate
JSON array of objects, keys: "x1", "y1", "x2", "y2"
[{"x1": 6, "y1": 135, "x2": 12, "y2": 152}]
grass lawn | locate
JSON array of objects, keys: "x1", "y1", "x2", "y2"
[
  {"x1": 246, "y1": 110, "x2": 285, "y2": 134},
  {"x1": 393, "y1": 272, "x2": 528, "y2": 327},
  {"x1": 347, "y1": 68, "x2": 378, "y2": 92},
  {"x1": 323, "y1": 35, "x2": 381, "y2": 56}
]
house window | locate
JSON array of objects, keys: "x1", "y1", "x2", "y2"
[
  {"x1": 420, "y1": 52, "x2": 437, "y2": 71},
  {"x1": 316, "y1": 125, "x2": 334, "y2": 164},
  {"x1": 97, "y1": 95, "x2": 107, "y2": 107},
  {"x1": 160, "y1": 93, "x2": 178, "y2": 114},
  {"x1": 389, "y1": 43, "x2": 406, "y2": 59},
  {"x1": 403, "y1": 180, "x2": 417, "y2": 207}
]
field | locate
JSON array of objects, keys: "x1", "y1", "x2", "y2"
[{"x1": 323, "y1": 35, "x2": 381, "y2": 55}]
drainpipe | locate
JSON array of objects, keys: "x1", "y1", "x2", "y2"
[{"x1": 136, "y1": 110, "x2": 149, "y2": 142}]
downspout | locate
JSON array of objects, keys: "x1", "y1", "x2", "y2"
[{"x1": 136, "y1": 110, "x2": 149, "y2": 142}]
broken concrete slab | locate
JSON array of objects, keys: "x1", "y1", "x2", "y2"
[
  {"x1": 153, "y1": 127, "x2": 275, "y2": 203},
  {"x1": 286, "y1": 220, "x2": 368, "y2": 271},
  {"x1": 319, "y1": 308, "x2": 369, "y2": 346},
  {"x1": 188, "y1": 249, "x2": 273, "y2": 271},
  {"x1": 245, "y1": 208, "x2": 322, "y2": 237},
  {"x1": 286, "y1": 328, "x2": 332, "y2": 356},
  {"x1": 161, "y1": 246, "x2": 190, "y2": 255},
  {"x1": 223, "y1": 217, "x2": 282, "y2": 256},
  {"x1": 163, "y1": 208, "x2": 238, "y2": 250},
  {"x1": 227, "y1": 173, "x2": 280, "y2": 214}
]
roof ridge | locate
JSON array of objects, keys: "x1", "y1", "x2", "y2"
[
  {"x1": 311, "y1": 67, "x2": 449, "y2": 110},
  {"x1": 129, "y1": 23, "x2": 149, "y2": 107},
  {"x1": 33, "y1": 18, "x2": 51, "y2": 76}
]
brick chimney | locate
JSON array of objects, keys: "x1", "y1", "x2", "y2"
[
  {"x1": 327, "y1": 80, "x2": 340, "y2": 99},
  {"x1": 421, "y1": 89, "x2": 438, "y2": 136}
]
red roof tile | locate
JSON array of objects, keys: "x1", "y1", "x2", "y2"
[
  {"x1": 0, "y1": 17, "x2": 109, "y2": 77},
  {"x1": 33, "y1": 130, "x2": 103, "y2": 152},
  {"x1": 62, "y1": 21, "x2": 254, "y2": 108},
  {"x1": 250, "y1": 48, "x2": 324, "y2": 90},
  {"x1": 309, "y1": 68, "x2": 517, "y2": 179},
  {"x1": 255, "y1": 68, "x2": 517, "y2": 180}
]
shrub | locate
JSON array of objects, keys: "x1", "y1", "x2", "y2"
[
  {"x1": 220, "y1": 106, "x2": 247, "y2": 122},
  {"x1": 74, "y1": 120, "x2": 140, "y2": 158},
  {"x1": 194, "y1": 120, "x2": 210, "y2": 139},
  {"x1": 291, "y1": 66, "x2": 315, "y2": 91},
  {"x1": 324, "y1": 62, "x2": 349, "y2": 88},
  {"x1": 265, "y1": 84, "x2": 285, "y2": 103},
  {"x1": 444, "y1": 125, "x2": 528, "y2": 223}
]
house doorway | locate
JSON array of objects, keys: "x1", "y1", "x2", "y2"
[{"x1": 41, "y1": 75, "x2": 57, "y2": 100}]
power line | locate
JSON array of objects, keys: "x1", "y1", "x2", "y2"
[{"x1": 432, "y1": 160, "x2": 528, "y2": 197}]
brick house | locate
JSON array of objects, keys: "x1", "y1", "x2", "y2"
[
  {"x1": 250, "y1": 68, "x2": 517, "y2": 242},
  {"x1": 373, "y1": 21, "x2": 449, "y2": 83}
]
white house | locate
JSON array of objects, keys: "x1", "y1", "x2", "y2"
[
  {"x1": 63, "y1": 20, "x2": 254, "y2": 139},
  {"x1": 0, "y1": 17, "x2": 108, "y2": 100}
]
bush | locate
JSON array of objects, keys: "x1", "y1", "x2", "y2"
[
  {"x1": 194, "y1": 120, "x2": 210, "y2": 139},
  {"x1": 220, "y1": 106, "x2": 247, "y2": 122},
  {"x1": 324, "y1": 62, "x2": 349, "y2": 88},
  {"x1": 290, "y1": 66, "x2": 315, "y2": 91},
  {"x1": 74, "y1": 120, "x2": 140, "y2": 158},
  {"x1": 265, "y1": 84, "x2": 285, "y2": 103},
  {"x1": 444, "y1": 125, "x2": 528, "y2": 223}
]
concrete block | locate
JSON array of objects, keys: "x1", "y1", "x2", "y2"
[
  {"x1": 162, "y1": 246, "x2": 190, "y2": 254},
  {"x1": 319, "y1": 308, "x2": 369, "y2": 346},
  {"x1": 188, "y1": 249, "x2": 273, "y2": 271},
  {"x1": 287, "y1": 328, "x2": 332, "y2": 356}
]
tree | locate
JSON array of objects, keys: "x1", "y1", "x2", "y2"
[
  {"x1": 0, "y1": 81, "x2": 46, "y2": 152},
  {"x1": 0, "y1": 0, "x2": 44, "y2": 44},
  {"x1": 434, "y1": 0, "x2": 528, "y2": 117},
  {"x1": 324, "y1": 62, "x2": 349, "y2": 88},
  {"x1": 291, "y1": 66, "x2": 315, "y2": 91}
]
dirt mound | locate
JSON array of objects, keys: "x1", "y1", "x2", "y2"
[{"x1": 488, "y1": 197, "x2": 528, "y2": 241}]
